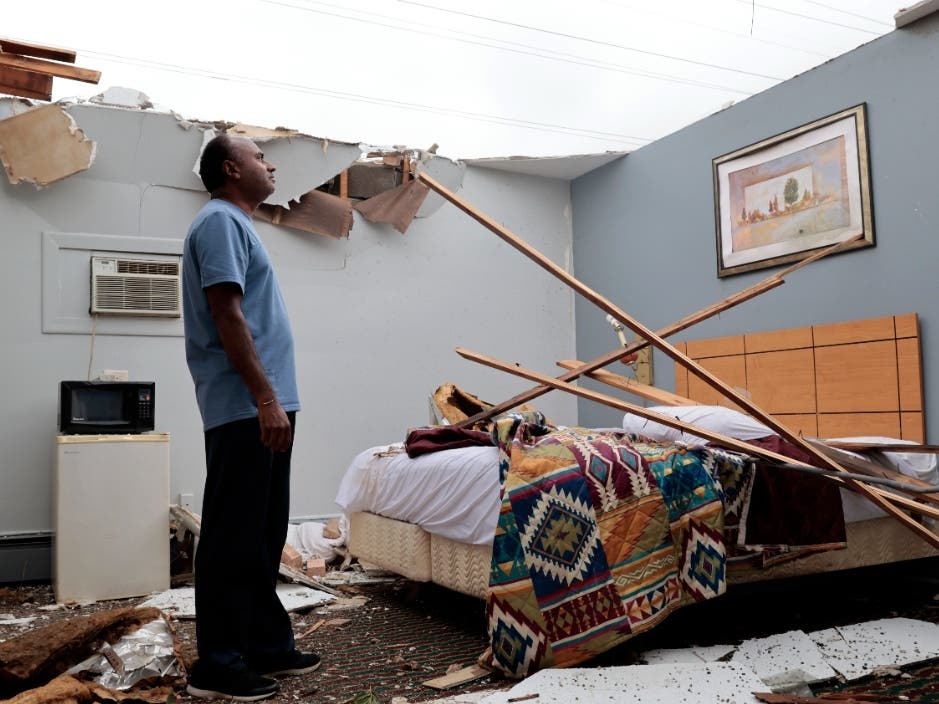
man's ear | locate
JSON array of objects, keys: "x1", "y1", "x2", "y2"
[{"x1": 223, "y1": 159, "x2": 239, "y2": 179}]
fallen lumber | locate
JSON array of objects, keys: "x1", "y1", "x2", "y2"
[
  {"x1": 556, "y1": 359, "x2": 696, "y2": 406},
  {"x1": 456, "y1": 348, "x2": 939, "y2": 528},
  {"x1": 419, "y1": 171, "x2": 936, "y2": 548},
  {"x1": 416, "y1": 172, "x2": 860, "y2": 431}
]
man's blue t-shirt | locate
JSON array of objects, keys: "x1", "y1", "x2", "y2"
[{"x1": 183, "y1": 199, "x2": 300, "y2": 431}]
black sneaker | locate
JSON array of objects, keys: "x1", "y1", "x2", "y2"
[
  {"x1": 186, "y1": 660, "x2": 279, "y2": 701},
  {"x1": 253, "y1": 650, "x2": 322, "y2": 677}
]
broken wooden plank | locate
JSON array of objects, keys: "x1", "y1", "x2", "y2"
[
  {"x1": 0, "y1": 67, "x2": 51, "y2": 100},
  {"x1": 423, "y1": 663, "x2": 493, "y2": 690},
  {"x1": 278, "y1": 563, "x2": 344, "y2": 597},
  {"x1": 456, "y1": 348, "x2": 939, "y2": 526},
  {"x1": 0, "y1": 38, "x2": 76, "y2": 63},
  {"x1": 805, "y1": 439, "x2": 939, "y2": 504},
  {"x1": 428, "y1": 216, "x2": 859, "y2": 430},
  {"x1": 0, "y1": 53, "x2": 99, "y2": 84},
  {"x1": 824, "y1": 440, "x2": 939, "y2": 454},
  {"x1": 418, "y1": 171, "x2": 936, "y2": 547},
  {"x1": 556, "y1": 359, "x2": 696, "y2": 407}
]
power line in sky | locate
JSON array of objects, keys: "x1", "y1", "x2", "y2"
[
  {"x1": 730, "y1": 0, "x2": 885, "y2": 33},
  {"x1": 263, "y1": 0, "x2": 766, "y2": 95},
  {"x1": 395, "y1": 0, "x2": 786, "y2": 80},
  {"x1": 73, "y1": 48, "x2": 653, "y2": 147}
]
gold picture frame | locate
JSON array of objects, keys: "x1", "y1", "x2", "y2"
[{"x1": 713, "y1": 104, "x2": 874, "y2": 277}]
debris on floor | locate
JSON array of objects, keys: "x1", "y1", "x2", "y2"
[
  {"x1": 138, "y1": 583, "x2": 334, "y2": 619},
  {"x1": 0, "y1": 606, "x2": 163, "y2": 698}
]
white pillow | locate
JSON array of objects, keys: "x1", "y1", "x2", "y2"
[{"x1": 622, "y1": 405, "x2": 771, "y2": 444}]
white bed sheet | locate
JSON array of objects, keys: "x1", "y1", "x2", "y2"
[{"x1": 334, "y1": 443, "x2": 501, "y2": 545}]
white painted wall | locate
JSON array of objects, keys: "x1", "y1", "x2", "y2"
[{"x1": 0, "y1": 102, "x2": 577, "y2": 547}]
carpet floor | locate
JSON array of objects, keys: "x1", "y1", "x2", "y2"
[{"x1": 4, "y1": 556, "x2": 939, "y2": 703}]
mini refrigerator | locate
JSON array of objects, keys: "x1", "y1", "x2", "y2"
[{"x1": 54, "y1": 433, "x2": 171, "y2": 602}]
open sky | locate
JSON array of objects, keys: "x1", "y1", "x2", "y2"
[{"x1": 4, "y1": 0, "x2": 905, "y2": 159}]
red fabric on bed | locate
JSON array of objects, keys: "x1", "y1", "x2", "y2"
[
  {"x1": 738, "y1": 435, "x2": 847, "y2": 549},
  {"x1": 404, "y1": 426, "x2": 494, "y2": 458}
]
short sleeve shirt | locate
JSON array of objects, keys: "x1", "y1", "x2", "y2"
[{"x1": 183, "y1": 199, "x2": 300, "y2": 431}]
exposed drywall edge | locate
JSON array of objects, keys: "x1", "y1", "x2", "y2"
[
  {"x1": 0, "y1": 104, "x2": 96, "y2": 187},
  {"x1": 414, "y1": 154, "x2": 466, "y2": 218},
  {"x1": 895, "y1": 0, "x2": 939, "y2": 27},
  {"x1": 191, "y1": 126, "x2": 364, "y2": 207}
]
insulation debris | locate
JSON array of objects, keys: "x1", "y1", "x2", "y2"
[
  {"x1": 354, "y1": 179, "x2": 431, "y2": 233},
  {"x1": 0, "y1": 104, "x2": 96, "y2": 187},
  {"x1": 1, "y1": 674, "x2": 173, "y2": 704},
  {"x1": 0, "y1": 607, "x2": 161, "y2": 696},
  {"x1": 255, "y1": 189, "x2": 353, "y2": 239}
]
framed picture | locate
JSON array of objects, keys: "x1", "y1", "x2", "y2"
[{"x1": 713, "y1": 104, "x2": 874, "y2": 277}]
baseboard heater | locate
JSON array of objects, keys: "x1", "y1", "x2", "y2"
[{"x1": 0, "y1": 531, "x2": 52, "y2": 584}]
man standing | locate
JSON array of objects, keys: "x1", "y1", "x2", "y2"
[{"x1": 182, "y1": 134, "x2": 319, "y2": 701}]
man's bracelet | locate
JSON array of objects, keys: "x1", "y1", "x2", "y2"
[{"x1": 260, "y1": 398, "x2": 277, "y2": 407}]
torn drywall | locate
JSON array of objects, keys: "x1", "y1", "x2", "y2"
[
  {"x1": 89, "y1": 87, "x2": 153, "y2": 110},
  {"x1": 228, "y1": 125, "x2": 362, "y2": 207},
  {"x1": 414, "y1": 154, "x2": 466, "y2": 218},
  {"x1": 256, "y1": 189, "x2": 354, "y2": 239},
  {"x1": 353, "y1": 179, "x2": 430, "y2": 233},
  {"x1": 0, "y1": 96, "x2": 36, "y2": 121},
  {"x1": 0, "y1": 104, "x2": 96, "y2": 187}
]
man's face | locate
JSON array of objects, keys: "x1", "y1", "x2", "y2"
[{"x1": 227, "y1": 138, "x2": 276, "y2": 202}]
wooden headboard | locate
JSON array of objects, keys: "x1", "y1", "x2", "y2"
[{"x1": 674, "y1": 313, "x2": 926, "y2": 442}]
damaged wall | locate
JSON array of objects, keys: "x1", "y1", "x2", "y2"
[
  {"x1": 0, "y1": 101, "x2": 577, "y2": 579},
  {"x1": 570, "y1": 11, "x2": 939, "y2": 437}
]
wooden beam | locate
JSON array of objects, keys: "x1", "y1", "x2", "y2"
[
  {"x1": 0, "y1": 38, "x2": 76, "y2": 63},
  {"x1": 455, "y1": 275, "x2": 783, "y2": 428},
  {"x1": 416, "y1": 172, "x2": 935, "y2": 546},
  {"x1": 0, "y1": 66, "x2": 51, "y2": 100},
  {"x1": 458, "y1": 348, "x2": 939, "y2": 527},
  {"x1": 556, "y1": 360, "x2": 696, "y2": 407},
  {"x1": 0, "y1": 53, "x2": 100, "y2": 84},
  {"x1": 417, "y1": 167, "x2": 857, "y2": 429}
]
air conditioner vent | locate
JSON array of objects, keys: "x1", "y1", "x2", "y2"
[{"x1": 90, "y1": 256, "x2": 182, "y2": 317}]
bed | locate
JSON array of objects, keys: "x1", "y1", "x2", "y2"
[{"x1": 335, "y1": 313, "x2": 938, "y2": 675}]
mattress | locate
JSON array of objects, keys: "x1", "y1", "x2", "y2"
[{"x1": 338, "y1": 435, "x2": 939, "y2": 598}]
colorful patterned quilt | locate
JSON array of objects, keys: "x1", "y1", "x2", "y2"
[{"x1": 482, "y1": 417, "x2": 754, "y2": 677}]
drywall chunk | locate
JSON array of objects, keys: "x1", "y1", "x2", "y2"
[
  {"x1": 0, "y1": 104, "x2": 96, "y2": 187},
  {"x1": 89, "y1": 86, "x2": 153, "y2": 109},
  {"x1": 414, "y1": 154, "x2": 465, "y2": 218}
]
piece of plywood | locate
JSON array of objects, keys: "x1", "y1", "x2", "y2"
[
  {"x1": 818, "y1": 412, "x2": 901, "y2": 440},
  {"x1": 746, "y1": 349, "x2": 816, "y2": 414},
  {"x1": 815, "y1": 340, "x2": 899, "y2": 413},
  {"x1": 773, "y1": 414, "x2": 818, "y2": 437},
  {"x1": 902, "y1": 412, "x2": 925, "y2": 444},
  {"x1": 898, "y1": 337, "x2": 924, "y2": 411},
  {"x1": 812, "y1": 315, "x2": 895, "y2": 346},
  {"x1": 896, "y1": 312, "x2": 919, "y2": 339},
  {"x1": 686, "y1": 355, "x2": 746, "y2": 408},
  {"x1": 677, "y1": 313, "x2": 925, "y2": 442},
  {"x1": 0, "y1": 66, "x2": 52, "y2": 100},
  {"x1": 423, "y1": 664, "x2": 492, "y2": 689},
  {"x1": 745, "y1": 325, "x2": 813, "y2": 354},
  {"x1": 685, "y1": 333, "x2": 744, "y2": 359}
]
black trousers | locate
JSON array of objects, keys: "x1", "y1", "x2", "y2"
[{"x1": 195, "y1": 413, "x2": 296, "y2": 668}]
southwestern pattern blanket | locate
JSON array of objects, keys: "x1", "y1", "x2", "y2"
[{"x1": 482, "y1": 418, "x2": 764, "y2": 677}]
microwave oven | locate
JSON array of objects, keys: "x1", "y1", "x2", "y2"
[{"x1": 59, "y1": 380, "x2": 155, "y2": 434}]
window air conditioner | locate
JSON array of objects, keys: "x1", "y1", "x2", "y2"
[{"x1": 90, "y1": 256, "x2": 182, "y2": 317}]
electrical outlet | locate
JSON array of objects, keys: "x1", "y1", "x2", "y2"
[{"x1": 178, "y1": 493, "x2": 194, "y2": 509}]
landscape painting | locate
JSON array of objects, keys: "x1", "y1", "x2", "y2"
[{"x1": 713, "y1": 105, "x2": 873, "y2": 277}]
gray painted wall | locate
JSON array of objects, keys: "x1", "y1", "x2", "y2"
[
  {"x1": 0, "y1": 103, "x2": 577, "y2": 572},
  {"x1": 571, "y1": 14, "x2": 939, "y2": 434}
]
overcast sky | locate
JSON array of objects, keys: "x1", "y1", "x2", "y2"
[{"x1": 5, "y1": 0, "x2": 905, "y2": 159}]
